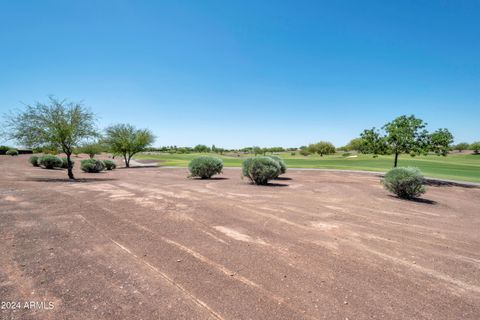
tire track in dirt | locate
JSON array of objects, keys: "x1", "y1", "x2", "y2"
[{"x1": 77, "y1": 214, "x2": 225, "y2": 320}]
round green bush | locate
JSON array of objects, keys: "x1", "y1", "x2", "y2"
[
  {"x1": 103, "y1": 160, "x2": 117, "y2": 170},
  {"x1": 242, "y1": 157, "x2": 281, "y2": 185},
  {"x1": 38, "y1": 155, "x2": 63, "y2": 169},
  {"x1": 267, "y1": 155, "x2": 287, "y2": 177},
  {"x1": 188, "y1": 156, "x2": 223, "y2": 179},
  {"x1": 6, "y1": 149, "x2": 19, "y2": 156},
  {"x1": 28, "y1": 155, "x2": 40, "y2": 167},
  {"x1": 60, "y1": 157, "x2": 75, "y2": 168},
  {"x1": 382, "y1": 167, "x2": 426, "y2": 199},
  {"x1": 80, "y1": 159, "x2": 105, "y2": 173}
]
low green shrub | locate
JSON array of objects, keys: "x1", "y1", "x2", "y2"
[
  {"x1": 267, "y1": 155, "x2": 287, "y2": 177},
  {"x1": 290, "y1": 152, "x2": 296, "y2": 156},
  {"x1": 38, "y1": 155, "x2": 63, "y2": 169},
  {"x1": 342, "y1": 152, "x2": 352, "y2": 157},
  {"x1": 0, "y1": 145, "x2": 11, "y2": 153},
  {"x1": 188, "y1": 156, "x2": 223, "y2": 179},
  {"x1": 382, "y1": 167, "x2": 426, "y2": 199},
  {"x1": 6, "y1": 149, "x2": 19, "y2": 156},
  {"x1": 80, "y1": 159, "x2": 105, "y2": 173},
  {"x1": 60, "y1": 157, "x2": 75, "y2": 168},
  {"x1": 28, "y1": 155, "x2": 40, "y2": 167},
  {"x1": 242, "y1": 157, "x2": 281, "y2": 185},
  {"x1": 103, "y1": 160, "x2": 117, "y2": 170}
]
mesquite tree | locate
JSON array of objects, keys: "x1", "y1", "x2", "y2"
[
  {"x1": 103, "y1": 124, "x2": 155, "y2": 168},
  {"x1": 308, "y1": 141, "x2": 336, "y2": 156},
  {"x1": 4, "y1": 97, "x2": 97, "y2": 179}
]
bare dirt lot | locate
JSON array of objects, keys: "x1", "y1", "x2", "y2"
[{"x1": 1, "y1": 155, "x2": 480, "y2": 319}]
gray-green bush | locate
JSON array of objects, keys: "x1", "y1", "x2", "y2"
[
  {"x1": 80, "y1": 159, "x2": 105, "y2": 173},
  {"x1": 38, "y1": 155, "x2": 63, "y2": 169},
  {"x1": 267, "y1": 155, "x2": 287, "y2": 177},
  {"x1": 242, "y1": 157, "x2": 281, "y2": 185},
  {"x1": 28, "y1": 155, "x2": 40, "y2": 166},
  {"x1": 382, "y1": 167, "x2": 426, "y2": 199},
  {"x1": 188, "y1": 156, "x2": 223, "y2": 179},
  {"x1": 6, "y1": 149, "x2": 19, "y2": 156},
  {"x1": 60, "y1": 157, "x2": 74, "y2": 169},
  {"x1": 103, "y1": 160, "x2": 117, "y2": 170}
]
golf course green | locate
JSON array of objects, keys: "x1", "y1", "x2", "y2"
[{"x1": 135, "y1": 152, "x2": 480, "y2": 183}]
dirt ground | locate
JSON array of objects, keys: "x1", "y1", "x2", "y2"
[{"x1": 1, "y1": 155, "x2": 479, "y2": 320}]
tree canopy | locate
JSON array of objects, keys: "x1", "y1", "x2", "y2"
[
  {"x1": 193, "y1": 144, "x2": 210, "y2": 153},
  {"x1": 361, "y1": 115, "x2": 453, "y2": 167},
  {"x1": 308, "y1": 141, "x2": 336, "y2": 156},
  {"x1": 470, "y1": 141, "x2": 480, "y2": 154},
  {"x1": 453, "y1": 142, "x2": 470, "y2": 152},
  {"x1": 4, "y1": 96, "x2": 97, "y2": 179},
  {"x1": 344, "y1": 138, "x2": 367, "y2": 152},
  {"x1": 79, "y1": 142, "x2": 104, "y2": 158},
  {"x1": 103, "y1": 124, "x2": 155, "y2": 168}
]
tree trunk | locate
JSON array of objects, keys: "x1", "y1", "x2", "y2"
[
  {"x1": 124, "y1": 154, "x2": 130, "y2": 168},
  {"x1": 66, "y1": 153, "x2": 75, "y2": 179},
  {"x1": 394, "y1": 152, "x2": 399, "y2": 167}
]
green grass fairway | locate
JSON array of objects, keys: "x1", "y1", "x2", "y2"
[{"x1": 135, "y1": 152, "x2": 480, "y2": 183}]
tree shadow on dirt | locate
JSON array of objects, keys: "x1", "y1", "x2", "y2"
[
  {"x1": 189, "y1": 177, "x2": 229, "y2": 180},
  {"x1": 424, "y1": 179, "x2": 478, "y2": 189},
  {"x1": 261, "y1": 182, "x2": 289, "y2": 187},
  {"x1": 117, "y1": 165, "x2": 159, "y2": 169},
  {"x1": 387, "y1": 195, "x2": 437, "y2": 205},
  {"x1": 26, "y1": 177, "x2": 118, "y2": 183}
]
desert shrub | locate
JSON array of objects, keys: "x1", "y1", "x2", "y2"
[
  {"x1": 60, "y1": 157, "x2": 75, "y2": 168},
  {"x1": 80, "y1": 159, "x2": 105, "y2": 173},
  {"x1": 103, "y1": 160, "x2": 117, "y2": 170},
  {"x1": 38, "y1": 155, "x2": 63, "y2": 169},
  {"x1": 188, "y1": 156, "x2": 223, "y2": 179},
  {"x1": 382, "y1": 167, "x2": 426, "y2": 199},
  {"x1": 242, "y1": 157, "x2": 281, "y2": 185},
  {"x1": 267, "y1": 155, "x2": 287, "y2": 177},
  {"x1": 6, "y1": 149, "x2": 19, "y2": 156},
  {"x1": 28, "y1": 155, "x2": 40, "y2": 167}
]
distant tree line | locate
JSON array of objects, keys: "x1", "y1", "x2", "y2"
[{"x1": 3, "y1": 97, "x2": 477, "y2": 178}]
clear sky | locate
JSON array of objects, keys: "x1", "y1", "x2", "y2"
[{"x1": 1, "y1": 0, "x2": 478, "y2": 148}]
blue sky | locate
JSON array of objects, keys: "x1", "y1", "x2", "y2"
[{"x1": 1, "y1": 0, "x2": 478, "y2": 148}]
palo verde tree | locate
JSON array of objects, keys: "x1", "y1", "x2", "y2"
[
  {"x1": 103, "y1": 124, "x2": 155, "y2": 168},
  {"x1": 4, "y1": 97, "x2": 97, "y2": 179},
  {"x1": 80, "y1": 142, "x2": 104, "y2": 158},
  {"x1": 361, "y1": 115, "x2": 453, "y2": 167}
]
